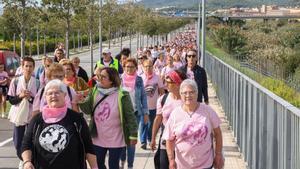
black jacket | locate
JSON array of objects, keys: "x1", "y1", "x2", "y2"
[
  {"x1": 77, "y1": 66, "x2": 89, "y2": 82},
  {"x1": 179, "y1": 65, "x2": 209, "y2": 103}
]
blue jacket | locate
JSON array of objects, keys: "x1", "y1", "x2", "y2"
[
  {"x1": 35, "y1": 65, "x2": 44, "y2": 80},
  {"x1": 134, "y1": 76, "x2": 149, "y2": 116}
]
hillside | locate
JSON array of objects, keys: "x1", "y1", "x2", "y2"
[{"x1": 139, "y1": 0, "x2": 299, "y2": 9}]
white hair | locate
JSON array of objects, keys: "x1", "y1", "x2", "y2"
[
  {"x1": 180, "y1": 79, "x2": 198, "y2": 95},
  {"x1": 44, "y1": 79, "x2": 68, "y2": 94}
]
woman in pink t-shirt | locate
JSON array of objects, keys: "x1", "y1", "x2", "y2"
[
  {"x1": 160, "y1": 55, "x2": 176, "y2": 83},
  {"x1": 153, "y1": 52, "x2": 165, "y2": 75},
  {"x1": 79, "y1": 67, "x2": 138, "y2": 169},
  {"x1": 173, "y1": 53, "x2": 184, "y2": 69},
  {"x1": 150, "y1": 70, "x2": 187, "y2": 169},
  {"x1": 0, "y1": 63, "x2": 9, "y2": 118},
  {"x1": 141, "y1": 59, "x2": 165, "y2": 149},
  {"x1": 163, "y1": 79, "x2": 224, "y2": 169}
]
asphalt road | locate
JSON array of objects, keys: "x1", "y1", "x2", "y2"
[{"x1": 0, "y1": 35, "x2": 152, "y2": 169}]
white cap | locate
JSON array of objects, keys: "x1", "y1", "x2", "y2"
[{"x1": 102, "y1": 48, "x2": 111, "y2": 54}]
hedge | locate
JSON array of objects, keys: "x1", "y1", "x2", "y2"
[
  {"x1": 0, "y1": 35, "x2": 106, "y2": 56},
  {"x1": 206, "y1": 36, "x2": 300, "y2": 108}
]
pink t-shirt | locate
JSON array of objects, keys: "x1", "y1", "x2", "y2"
[
  {"x1": 156, "y1": 94, "x2": 182, "y2": 149},
  {"x1": 160, "y1": 66, "x2": 176, "y2": 79},
  {"x1": 156, "y1": 94, "x2": 182, "y2": 126},
  {"x1": 0, "y1": 71, "x2": 9, "y2": 86},
  {"x1": 141, "y1": 73, "x2": 164, "y2": 110},
  {"x1": 32, "y1": 86, "x2": 77, "y2": 112},
  {"x1": 187, "y1": 68, "x2": 194, "y2": 80},
  {"x1": 153, "y1": 59, "x2": 165, "y2": 75},
  {"x1": 163, "y1": 103, "x2": 221, "y2": 169},
  {"x1": 92, "y1": 91, "x2": 125, "y2": 148},
  {"x1": 173, "y1": 61, "x2": 183, "y2": 69}
]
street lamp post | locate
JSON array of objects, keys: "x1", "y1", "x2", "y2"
[
  {"x1": 201, "y1": 0, "x2": 206, "y2": 68},
  {"x1": 99, "y1": 0, "x2": 103, "y2": 60}
]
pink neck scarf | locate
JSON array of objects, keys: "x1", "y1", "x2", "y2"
[
  {"x1": 42, "y1": 104, "x2": 68, "y2": 123},
  {"x1": 144, "y1": 72, "x2": 154, "y2": 85},
  {"x1": 122, "y1": 72, "x2": 137, "y2": 90}
]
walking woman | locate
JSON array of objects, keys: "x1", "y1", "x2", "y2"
[
  {"x1": 21, "y1": 79, "x2": 98, "y2": 169},
  {"x1": 120, "y1": 58, "x2": 148, "y2": 169},
  {"x1": 141, "y1": 59, "x2": 164, "y2": 149},
  {"x1": 79, "y1": 67, "x2": 138, "y2": 169},
  {"x1": 150, "y1": 70, "x2": 187, "y2": 169},
  {"x1": 163, "y1": 79, "x2": 224, "y2": 169}
]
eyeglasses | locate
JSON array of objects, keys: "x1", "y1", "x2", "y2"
[
  {"x1": 187, "y1": 55, "x2": 197, "y2": 58},
  {"x1": 57, "y1": 53, "x2": 63, "y2": 55},
  {"x1": 143, "y1": 65, "x2": 152, "y2": 68},
  {"x1": 181, "y1": 91, "x2": 196, "y2": 96}
]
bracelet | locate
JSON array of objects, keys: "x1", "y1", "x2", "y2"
[
  {"x1": 215, "y1": 151, "x2": 222, "y2": 155},
  {"x1": 23, "y1": 160, "x2": 31, "y2": 166}
]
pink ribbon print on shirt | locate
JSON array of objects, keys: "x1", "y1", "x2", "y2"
[
  {"x1": 95, "y1": 101, "x2": 111, "y2": 121},
  {"x1": 180, "y1": 122, "x2": 208, "y2": 145}
]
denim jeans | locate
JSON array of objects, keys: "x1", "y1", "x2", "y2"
[
  {"x1": 13, "y1": 125, "x2": 26, "y2": 160},
  {"x1": 93, "y1": 145, "x2": 124, "y2": 169},
  {"x1": 120, "y1": 145, "x2": 136, "y2": 167},
  {"x1": 136, "y1": 113, "x2": 148, "y2": 144},
  {"x1": 147, "y1": 109, "x2": 156, "y2": 142}
]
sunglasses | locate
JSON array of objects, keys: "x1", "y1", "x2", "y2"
[{"x1": 187, "y1": 55, "x2": 197, "y2": 58}]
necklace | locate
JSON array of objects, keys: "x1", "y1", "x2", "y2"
[{"x1": 183, "y1": 103, "x2": 199, "y2": 118}]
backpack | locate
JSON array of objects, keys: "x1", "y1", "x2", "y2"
[{"x1": 154, "y1": 92, "x2": 169, "y2": 169}]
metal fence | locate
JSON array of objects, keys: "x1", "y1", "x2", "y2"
[{"x1": 204, "y1": 52, "x2": 300, "y2": 169}]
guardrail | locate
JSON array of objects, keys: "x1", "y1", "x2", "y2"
[{"x1": 204, "y1": 52, "x2": 300, "y2": 169}]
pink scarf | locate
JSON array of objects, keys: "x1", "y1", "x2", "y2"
[
  {"x1": 122, "y1": 72, "x2": 137, "y2": 90},
  {"x1": 42, "y1": 104, "x2": 68, "y2": 123},
  {"x1": 144, "y1": 72, "x2": 154, "y2": 85}
]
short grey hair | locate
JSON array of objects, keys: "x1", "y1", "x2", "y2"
[
  {"x1": 180, "y1": 79, "x2": 198, "y2": 95},
  {"x1": 44, "y1": 79, "x2": 68, "y2": 94}
]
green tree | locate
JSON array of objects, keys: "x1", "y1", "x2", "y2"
[
  {"x1": 42, "y1": 0, "x2": 82, "y2": 58},
  {"x1": 3, "y1": 0, "x2": 38, "y2": 57}
]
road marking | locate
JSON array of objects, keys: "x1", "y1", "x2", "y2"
[{"x1": 0, "y1": 137, "x2": 13, "y2": 147}]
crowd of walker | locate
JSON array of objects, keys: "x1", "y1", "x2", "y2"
[{"x1": 1, "y1": 25, "x2": 225, "y2": 169}]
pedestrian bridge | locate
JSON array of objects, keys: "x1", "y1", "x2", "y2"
[{"x1": 204, "y1": 52, "x2": 300, "y2": 169}]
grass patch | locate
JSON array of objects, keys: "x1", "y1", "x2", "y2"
[{"x1": 206, "y1": 36, "x2": 300, "y2": 108}]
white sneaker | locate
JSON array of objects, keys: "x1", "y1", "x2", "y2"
[
  {"x1": 128, "y1": 167, "x2": 133, "y2": 169},
  {"x1": 120, "y1": 161, "x2": 125, "y2": 169}
]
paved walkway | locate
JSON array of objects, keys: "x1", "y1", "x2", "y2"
[{"x1": 129, "y1": 79, "x2": 247, "y2": 169}]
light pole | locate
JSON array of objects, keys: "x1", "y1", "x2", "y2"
[
  {"x1": 99, "y1": 0, "x2": 103, "y2": 60},
  {"x1": 197, "y1": 2, "x2": 201, "y2": 65},
  {"x1": 201, "y1": 0, "x2": 206, "y2": 68}
]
